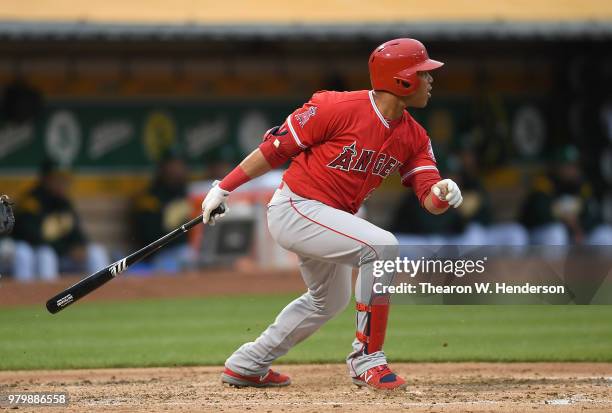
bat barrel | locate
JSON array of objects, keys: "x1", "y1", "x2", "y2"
[
  {"x1": 46, "y1": 268, "x2": 114, "y2": 313},
  {"x1": 45, "y1": 210, "x2": 221, "y2": 314}
]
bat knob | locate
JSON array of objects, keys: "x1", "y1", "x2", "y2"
[{"x1": 211, "y1": 205, "x2": 226, "y2": 217}]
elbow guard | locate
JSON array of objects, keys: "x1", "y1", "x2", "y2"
[
  {"x1": 259, "y1": 139, "x2": 290, "y2": 168},
  {"x1": 259, "y1": 124, "x2": 302, "y2": 168}
]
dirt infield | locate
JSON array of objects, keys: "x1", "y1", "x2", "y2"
[
  {"x1": 2, "y1": 274, "x2": 611, "y2": 411},
  {"x1": 1, "y1": 363, "x2": 611, "y2": 412}
]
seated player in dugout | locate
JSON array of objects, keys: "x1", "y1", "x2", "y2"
[
  {"x1": 520, "y1": 145, "x2": 612, "y2": 245},
  {"x1": 201, "y1": 39, "x2": 463, "y2": 390},
  {"x1": 11, "y1": 159, "x2": 109, "y2": 281},
  {"x1": 131, "y1": 147, "x2": 193, "y2": 272}
]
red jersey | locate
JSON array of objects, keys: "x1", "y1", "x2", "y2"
[{"x1": 259, "y1": 90, "x2": 441, "y2": 214}]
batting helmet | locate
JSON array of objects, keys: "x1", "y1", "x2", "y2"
[{"x1": 369, "y1": 38, "x2": 443, "y2": 96}]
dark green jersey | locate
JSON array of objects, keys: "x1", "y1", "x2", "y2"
[
  {"x1": 13, "y1": 185, "x2": 86, "y2": 255},
  {"x1": 520, "y1": 174, "x2": 602, "y2": 233},
  {"x1": 132, "y1": 181, "x2": 190, "y2": 248}
]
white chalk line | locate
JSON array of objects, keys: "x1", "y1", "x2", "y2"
[{"x1": 84, "y1": 398, "x2": 612, "y2": 407}]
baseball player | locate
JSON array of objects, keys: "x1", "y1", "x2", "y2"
[
  {"x1": 0, "y1": 195, "x2": 15, "y2": 236},
  {"x1": 201, "y1": 38, "x2": 463, "y2": 390}
]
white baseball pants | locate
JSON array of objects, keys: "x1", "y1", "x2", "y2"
[{"x1": 225, "y1": 182, "x2": 398, "y2": 377}]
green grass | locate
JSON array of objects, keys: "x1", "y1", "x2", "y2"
[{"x1": 1, "y1": 295, "x2": 611, "y2": 370}]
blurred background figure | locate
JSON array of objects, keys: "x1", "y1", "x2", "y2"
[
  {"x1": 520, "y1": 145, "x2": 612, "y2": 245},
  {"x1": 0, "y1": 0, "x2": 610, "y2": 278},
  {"x1": 390, "y1": 138, "x2": 527, "y2": 246},
  {"x1": 131, "y1": 147, "x2": 194, "y2": 272},
  {"x1": 0, "y1": 195, "x2": 16, "y2": 278},
  {"x1": 11, "y1": 160, "x2": 109, "y2": 281}
]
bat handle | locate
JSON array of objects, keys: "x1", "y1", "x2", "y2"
[{"x1": 211, "y1": 205, "x2": 225, "y2": 218}]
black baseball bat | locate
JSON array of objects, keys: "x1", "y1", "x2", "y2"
[{"x1": 45, "y1": 206, "x2": 224, "y2": 314}]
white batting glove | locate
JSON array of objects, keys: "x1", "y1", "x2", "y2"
[
  {"x1": 201, "y1": 180, "x2": 229, "y2": 225},
  {"x1": 432, "y1": 178, "x2": 463, "y2": 208}
]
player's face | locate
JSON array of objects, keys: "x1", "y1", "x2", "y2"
[
  {"x1": 401, "y1": 71, "x2": 433, "y2": 108},
  {"x1": 44, "y1": 173, "x2": 71, "y2": 198},
  {"x1": 414, "y1": 71, "x2": 433, "y2": 107}
]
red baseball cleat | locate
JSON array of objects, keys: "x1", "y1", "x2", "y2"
[
  {"x1": 221, "y1": 367, "x2": 291, "y2": 388},
  {"x1": 352, "y1": 364, "x2": 407, "y2": 390}
]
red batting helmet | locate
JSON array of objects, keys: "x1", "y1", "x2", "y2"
[{"x1": 369, "y1": 38, "x2": 444, "y2": 96}]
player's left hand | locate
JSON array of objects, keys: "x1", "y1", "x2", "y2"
[
  {"x1": 432, "y1": 179, "x2": 463, "y2": 208},
  {"x1": 201, "y1": 180, "x2": 229, "y2": 225}
]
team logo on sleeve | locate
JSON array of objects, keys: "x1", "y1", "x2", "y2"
[{"x1": 294, "y1": 106, "x2": 317, "y2": 127}]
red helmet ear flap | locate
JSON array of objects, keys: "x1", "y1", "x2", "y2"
[
  {"x1": 392, "y1": 73, "x2": 420, "y2": 95},
  {"x1": 395, "y1": 78, "x2": 410, "y2": 88}
]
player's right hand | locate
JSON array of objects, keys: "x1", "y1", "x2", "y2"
[
  {"x1": 432, "y1": 178, "x2": 463, "y2": 208},
  {"x1": 201, "y1": 180, "x2": 229, "y2": 225}
]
